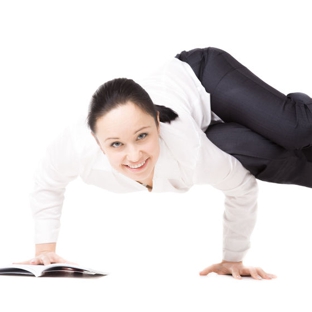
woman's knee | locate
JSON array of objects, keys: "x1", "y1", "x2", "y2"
[
  {"x1": 175, "y1": 47, "x2": 228, "y2": 92},
  {"x1": 287, "y1": 92, "x2": 312, "y2": 105},
  {"x1": 284, "y1": 92, "x2": 312, "y2": 149}
]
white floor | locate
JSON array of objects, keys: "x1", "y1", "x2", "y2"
[{"x1": 1, "y1": 267, "x2": 309, "y2": 312}]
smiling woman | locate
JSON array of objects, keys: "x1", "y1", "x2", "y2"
[
  {"x1": 87, "y1": 77, "x2": 178, "y2": 189},
  {"x1": 22, "y1": 46, "x2": 312, "y2": 281},
  {"x1": 93, "y1": 101, "x2": 160, "y2": 188}
]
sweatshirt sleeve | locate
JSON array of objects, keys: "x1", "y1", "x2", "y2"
[
  {"x1": 194, "y1": 132, "x2": 258, "y2": 262},
  {"x1": 30, "y1": 123, "x2": 83, "y2": 244}
]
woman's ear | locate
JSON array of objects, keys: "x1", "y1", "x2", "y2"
[{"x1": 157, "y1": 112, "x2": 160, "y2": 134}]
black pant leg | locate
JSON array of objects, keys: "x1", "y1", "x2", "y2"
[
  {"x1": 206, "y1": 122, "x2": 312, "y2": 188},
  {"x1": 176, "y1": 47, "x2": 312, "y2": 150}
]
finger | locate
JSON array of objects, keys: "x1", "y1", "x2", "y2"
[
  {"x1": 256, "y1": 268, "x2": 277, "y2": 280},
  {"x1": 37, "y1": 255, "x2": 51, "y2": 266},
  {"x1": 30, "y1": 256, "x2": 51, "y2": 265},
  {"x1": 16, "y1": 257, "x2": 43, "y2": 265},
  {"x1": 30, "y1": 258, "x2": 42, "y2": 265},
  {"x1": 13, "y1": 260, "x2": 33, "y2": 265},
  {"x1": 199, "y1": 265, "x2": 217, "y2": 276},
  {"x1": 230, "y1": 267, "x2": 242, "y2": 280},
  {"x1": 54, "y1": 255, "x2": 76, "y2": 264},
  {"x1": 267, "y1": 274, "x2": 277, "y2": 279},
  {"x1": 248, "y1": 267, "x2": 262, "y2": 280},
  {"x1": 49, "y1": 254, "x2": 67, "y2": 264},
  {"x1": 56, "y1": 256, "x2": 70, "y2": 264}
]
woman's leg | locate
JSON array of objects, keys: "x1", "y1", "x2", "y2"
[
  {"x1": 176, "y1": 47, "x2": 312, "y2": 151},
  {"x1": 206, "y1": 122, "x2": 312, "y2": 188}
]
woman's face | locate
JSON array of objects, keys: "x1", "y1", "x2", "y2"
[{"x1": 93, "y1": 101, "x2": 160, "y2": 186}]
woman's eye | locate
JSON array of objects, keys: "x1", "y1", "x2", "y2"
[
  {"x1": 137, "y1": 133, "x2": 148, "y2": 140},
  {"x1": 111, "y1": 142, "x2": 122, "y2": 148}
]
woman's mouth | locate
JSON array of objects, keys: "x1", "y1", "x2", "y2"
[{"x1": 126, "y1": 159, "x2": 148, "y2": 170}]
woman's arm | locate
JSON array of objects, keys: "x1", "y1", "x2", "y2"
[
  {"x1": 194, "y1": 132, "x2": 276, "y2": 279},
  {"x1": 28, "y1": 122, "x2": 87, "y2": 263},
  {"x1": 195, "y1": 132, "x2": 258, "y2": 261}
]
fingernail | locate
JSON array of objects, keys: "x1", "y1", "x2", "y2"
[{"x1": 268, "y1": 274, "x2": 277, "y2": 279}]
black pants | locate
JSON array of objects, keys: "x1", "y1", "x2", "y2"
[{"x1": 176, "y1": 47, "x2": 312, "y2": 188}]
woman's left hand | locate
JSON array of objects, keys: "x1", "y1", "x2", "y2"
[{"x1": 199, "y1": 260, "x2": 277, "y2": 280}]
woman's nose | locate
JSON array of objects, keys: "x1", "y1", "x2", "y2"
[{"x1": 126, "y1": 145, "x2": 141, "y2": 162}]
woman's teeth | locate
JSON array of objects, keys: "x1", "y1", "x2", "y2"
[{"x1": 128, "y1": 160, "x2": 146, "y2": 169}]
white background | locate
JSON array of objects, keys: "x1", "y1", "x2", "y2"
[{"x1": 0, "y1": 0, "x2": 311, "y2": 311}]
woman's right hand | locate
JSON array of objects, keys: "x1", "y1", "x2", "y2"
[
  {"x1": 29, "y1": 251, "x2": 69, "y2": 265},
  {"x1": 16, "y1": 251, "x2": 75, "y2": 266},
  {"x1": 16, "y1": 252, "x2": 74, "y2": 266},
  {"x1": 16, "y1": 243, "x2": 74, "y2": 265}
]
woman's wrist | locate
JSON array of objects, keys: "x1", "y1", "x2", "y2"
[{"x1": 35, "y1": 243, "x2": 56, "y2": 256}]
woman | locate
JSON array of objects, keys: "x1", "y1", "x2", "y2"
[{"x1": 25, "y1": 47, "x2": 312, "y2": 280}]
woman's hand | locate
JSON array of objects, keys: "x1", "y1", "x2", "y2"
[
  {"x1": 29, "y1": 252, "x2": 69, "y2": 265},
  {"x1": 15, "y1": 252, "x2": 71, "y2": 266},
  {"x1": 200, "y1": 260, "x2": 277, "y2": 280},
  {"x1": 16, "y1": 243, "x2": 74, "y2": 266}
]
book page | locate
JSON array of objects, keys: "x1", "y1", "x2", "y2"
[{"x1": 0, "y1": 263, "x2": 107, "y2": 277}]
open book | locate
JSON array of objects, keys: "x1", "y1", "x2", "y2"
[{"x1": 0, "y1": 263, "x2": 107, "y2": 277}]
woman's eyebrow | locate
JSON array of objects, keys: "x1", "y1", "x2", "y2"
[
  {"x1": 134, "y1": 126, "x2": 151, "y2": 134},
  {"x1": 104, "y1": 126, "x2": 151, "y2": 142},
  {"x1": 105, "y1": 136, "x2": 119, "y2": 142}
]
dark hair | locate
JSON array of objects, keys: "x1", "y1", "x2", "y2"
[{"x1": 87, "y1": 78, "x2": 178, "y2": 132}]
